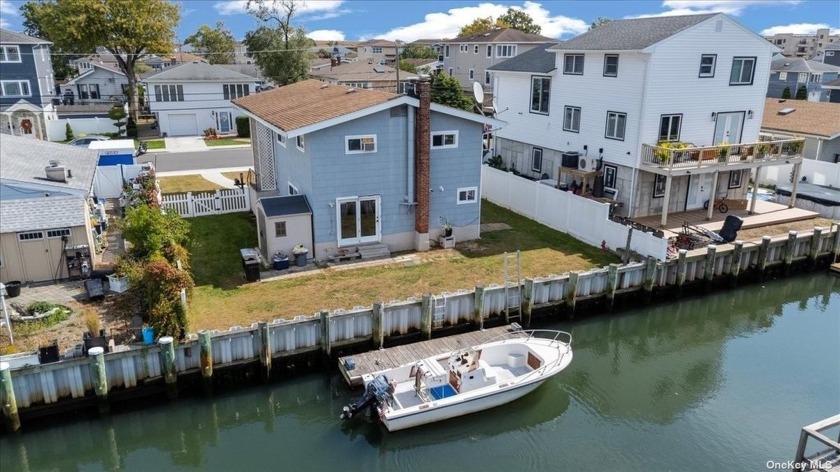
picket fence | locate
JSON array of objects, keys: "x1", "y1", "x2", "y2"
[{"x1": 161, "y1": 187, "x2": 251, "y2": 217}]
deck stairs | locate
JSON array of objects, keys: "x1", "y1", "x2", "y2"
[
  {"x1": 503, "y1": 251, "x2": 522, "y2": 323},
  {"x1": 357, "y1": 243, "x2": 391, "y2": 260}
]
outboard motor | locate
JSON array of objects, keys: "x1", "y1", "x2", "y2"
[{"x1": 340, "y1": 375, "x2": 392, "y2": 421}]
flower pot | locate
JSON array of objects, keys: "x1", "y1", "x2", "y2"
[{"x1": 4, "y1": 280, "x2": 21, "y2": 298}]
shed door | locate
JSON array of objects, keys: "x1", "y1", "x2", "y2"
[
  {"x1": 16, "y1": 231, "x2": 55, "y2": 282},
  {"x1": 168, "y1": 113, "x2": 199, "y2": 136}
]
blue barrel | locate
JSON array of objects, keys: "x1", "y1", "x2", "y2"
[{"x1": 142, "y1": 327, "x2": 155, "y2": 345}]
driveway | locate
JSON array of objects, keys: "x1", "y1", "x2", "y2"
[{"x1": 164, "y1": 136, "x2": 207, "y2": 152}]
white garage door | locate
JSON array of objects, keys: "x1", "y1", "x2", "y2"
[{"x1": 168, "y1": 113, "x2": 199, "y2": 136}]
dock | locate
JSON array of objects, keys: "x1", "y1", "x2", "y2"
[
  {"x1": 830, "y1": 263, "x2": 840, "y2": 276},
  {"x1": 338, "y1": 325, "x2": 520, "y2": 387},
  {"x1": 794, "y1": 414, "x2": 840, "y2": 471}
]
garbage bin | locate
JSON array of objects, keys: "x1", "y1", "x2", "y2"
[
  {"x1": 273, "y1": 255, "x2": 290, "y2": 270},
  {"x1": 241, "y1": 248, "x2": 261, "y2": 282},
  {"x1": 142, "y1": 326, "x2": 155, "y2": 345},
  {"x1": 4, "y1": 281, "x2": 21, "y2": 298},
  {"x1": 293, "y1": 248, "x2": 308, "y2": 267},
  {"x1": 719, "y1": 215, "x2": 744, "y2": 243}
]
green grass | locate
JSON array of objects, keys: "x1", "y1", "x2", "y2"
[
  {"x1": 158, "y1": 175, "x2": 223, "y2": 194},
  {"x1": 186, "y1": 212, "x2": 258, "y2": 288},
  {"x1": 145, "y1": 139, "x2": 166, "y2": 149},
  {"x1": 204, "y1": 138, "x2": 251, "y2": 147}
]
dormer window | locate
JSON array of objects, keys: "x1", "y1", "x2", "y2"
[{"x1": 1, "y1": 46, "x2": 21, "y2": 63}]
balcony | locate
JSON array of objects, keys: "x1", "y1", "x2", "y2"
[{"x1": 640, "y1": 138, "x2": 805, "y2": 175}]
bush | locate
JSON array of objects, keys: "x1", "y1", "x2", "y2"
[
  {"x1": 795, "y1": 85, "x2": 807, "y2": 100},
  {"x1": 236, "y1": 116, "x2": 250, "y2": 138},
  {"x1": 126, "y1": 118, "x2": 138, "y2": 138},
  {"x1": 65, "y1": 123, "x2": 74, "y2": 141},
  {"x1": 781, "y1": 87, "x2": 791, "y2": 99}
]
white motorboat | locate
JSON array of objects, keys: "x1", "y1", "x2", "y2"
[{"x1": 340, "y1": 329, "x2": 573, "y2": 432}]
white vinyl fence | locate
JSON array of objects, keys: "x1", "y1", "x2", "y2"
[
  {"x1": 481, "y1": 166, "x2": 668, "y2": 260},
  {"x1": 161, "y1": 187, "x2": 251, "y2": 217},
  {"x1": 757, "y1": 159, "x2": 840, "y2": 188},
  {"x1": 47, "y1": 117, "x2": 120, "y2": 142},
  {"x1": 94, "y1": 164, "x2": 149, "y2": 198}
]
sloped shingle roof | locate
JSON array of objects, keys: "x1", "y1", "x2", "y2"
[
  {"x1": 0, "y1": 28, "x2": 51, "y2": 45},
  {"x1": 771, "y1": 57, "x2": 840, "y2": 73},
  {"x1": 260, "y1": 195, "x2": 312, "y2": 217},
  {"x1": 487, "y1": 42, "x2": 560, "y2": 73},
  {"x1": 549, "y1": 13, "x2": 718, "y2": 51},
  {"x1": 232, "y1": 79, "x2": 401, "y2": 132},
  {"x1": 143, "y1": 61, "x2": 253, "y2": 82},
  {"x1": 0, "y1": 135, "x2": 97, "y2": 193},
  {"x1": 450, "y1": 28, "x2": 553, "y2": 44},
  {"x1": 310, "y1": 61, "x2": 418, "y2": 82},
  {"x1": 0, "y1": 197, "x2": 87, "y2": 233},
  {"x1": 761, "y1": 98, "x2": 840, "y2": 139}
]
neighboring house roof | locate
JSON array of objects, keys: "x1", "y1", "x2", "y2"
[
  {"x1": 309, "y1": 61, "x2": 418, "y2": 83},
  {"x1": 143, "y1": 61, "x2": 254, "y2": 82},
  {"x1": 771, "y1": 57, "x2": 840, "y2": 73},
  {"x1": 260, "y1": 195, "x2": 313, "y2": 217},
  {"x1": 0, "y1": 28, "x2": 51, "y2": 45},
  {"x1": 359, "y1": 39, "x2": 397, "y2": 47},
  {"x1": 449, "y1": 28, "x2": 554, "y2": 44},
  {"x1": 0, "y1": 196, "x2": 87, "y2": 233},
  {"x1": 401, "y1": 58, "x2": 439, "y2": 68},
  {"x1": 487, "y1": 42, "x2": 560, "y2": 73},
  {"x1": 66, "y1": 62, "x2": 126, "y2": 85},
  {"x1": 412, "y1": 39, "x2": 443, "y2": 46},
  {"x1": 549, "y1": 13, "x2": 719, "y2": 51},
  {"x1": 233, "y1": 79, "x2": 503, "y2": 138},
  {"x1": 216, "y1": 64, "x2": 265, "y2": 80},
  {"x1": 761, "y1": 98, "x2": 840, "y2": 139},
  {"x1": 1, "y1": 135, "x2": 97, "y2": 191}
]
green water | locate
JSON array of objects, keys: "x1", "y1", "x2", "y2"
[{"x1": 2, "y1": 275, "x2": 838, "y2": 471}]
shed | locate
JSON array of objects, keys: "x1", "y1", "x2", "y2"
[
  {"x1": 89, "y1": 139, "x2": 136, "y2": 166},
  {"x1": 256, "y1": 195, "x2": 314, "y2": 261}
]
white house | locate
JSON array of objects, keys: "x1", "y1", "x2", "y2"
[
  {"x1": 490, "y1": 13, "x2": 803, "y2": 225},
  {"x1": 143, "y1": 61, "x2": 253, "y2": 137},
  {"x1": 63, "y1": 61, "x2": 128, "y2": 103}
]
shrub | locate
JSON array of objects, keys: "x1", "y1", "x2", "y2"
[
  {"x1": 126, "y1": 118, "x2": 138, "y2": 138},
  {"x1": 236, "y1": 116, "x2": 250, "y2": 138},
  {"x1": 781, "y1": 86, "x2": 791, "y2": 99},
  {"x1": 83, "y1": 309, "x2": 101, "y2": 335},
  {"x1": 27, "y1": 301, "x2": 55, "y2": 315},
  {"x1": 65, "y1": 123, "x2": 74, "y2": 141},
  {"x1": 795, "y1": 85, "x2": 807, "y2": 100}
]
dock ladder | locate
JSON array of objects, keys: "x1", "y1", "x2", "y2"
[
  {"x1": 503, "y1": 251, "x2": 522, "y2": 323},
  {"x1": 432, "y1": 295, "x2": 447, "y2": 328}
]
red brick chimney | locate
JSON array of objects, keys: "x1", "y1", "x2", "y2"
[{"x1": 414, "y1": 76, "x2": 431, "y2": 250}]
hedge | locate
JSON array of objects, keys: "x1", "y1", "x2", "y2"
[{"x1": 236, "y1": 116, "x2": 250, "y2": 138}]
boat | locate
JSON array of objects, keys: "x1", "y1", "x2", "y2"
[{"x1": 339, "y1": 329, "x2": 573, "y2": 432}]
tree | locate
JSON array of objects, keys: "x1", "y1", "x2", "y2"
[
  {"x1": 184, "y1": 22, "x2": 237, "y2": 64},
  {"x1": 590, "y1": 17, "x2": 612, "y2": 30},
  {"x1": 458, "y1": 17, "x2": 497, "y2": 37},
  {"x1": 781, "y1": 86, "x2": 791, "y2": 99},
  {"x1": 498, "y1": 8, "x2": 541, "y2": 35},
  {"x1": 244, "y1": 0, "x2": 312, "y2": 86},
  {"x1": 109, "y1": 105, "x2": 127, "y2": 136},
  {"x1": 795, "y1": 85, "x2": 807, "y2": 100},
  {"x1": 431, "y1": 73, "x2": 473, "y2": 111},
  {"x1": 400, "y1": 44, "x2": 437, "y2": 59},
  {"x1": 399, "y1": 60, "x2": 417, "y2": 74},
  {"x1": 65, "y1": 123, "x2": 74, "y2": 141},
  {"x1": 20, "y1": 2, "x2": 78, "y2": 80},
  {"x1": 23, "y1": 0, "x2": 180, "y2": 121}
]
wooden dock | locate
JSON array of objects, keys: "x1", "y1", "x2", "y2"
[
  {"x1": 338, "y1": 325, "x2": 520, "y2": 387},
  {"x1": 830, "y1": 263, "x2": 840, "y2": 276}
]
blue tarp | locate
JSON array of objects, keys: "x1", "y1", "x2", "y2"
[{"x1": 98, "y1": 153, "x2": 134, "y2": 166}]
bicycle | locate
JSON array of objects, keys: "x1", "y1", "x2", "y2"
[{"x1": 703, "y1": 196, "x2": 728, "y2": 213}]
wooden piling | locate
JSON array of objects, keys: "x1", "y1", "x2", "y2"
[
  {"x1": 257, "y1": 322, "x2": 271, "y2": 381},
  {"x1": 159, "y1": 337, "x2": 177, "y2": 400},
  {"x1": 676, "y1": 249, "x2": 688, "y2": 293},
  {"x1": 757, "y1": 235, "x2": 772, "y2": 277},
  {"x1": 730, "y1": 240, "x2": 744, "y2": 287},
  {"x1": 320, "y1": 311, "x2": 331, "y2": 358},
  {"x1": 198, "y1": 331, "x2": 213, "y2": 395},
  {"x1": 566, "y1": 272, "x2": 579, "y2": 316},
  {"x1": 420, "y1": 294, "x2": 432, "y2": 339},
  {"x1": 643, "y1": 257, "x2": 657, "y2": 302},
  {"x1": 522, "y1": 279, "x2": 535, "y2": 327},
  {"x1": 0, "y1": 362, "x2": 20, "y2": 432},
  {"x1": 372, "y1": 301, "x2": 384, "y2": 349},
  {"x1": 473, "y1": 286, "x2": 485, "y2": 330},
  {"x1": 704, "y1": 244, "x2": 717, "y2": 290},
  {"x1": 808, "y1": 227, "x2": 823, "y2": 269},
  {"x1": 832, "y1": 223, "x2": 840, "y2": 260},
  {"x1": 607, "y1": 264, "x2": 619, "y2": 309},
  {"x1": 785, "y1": 230, "x2": 797, "y2": 275},
  {"x1": 89, "y1": 346, "x2": 109, "y2": 413}
]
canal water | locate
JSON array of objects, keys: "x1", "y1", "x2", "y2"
[{"x1": 2, "y1": 275, "x2": 838, "y2": 471}]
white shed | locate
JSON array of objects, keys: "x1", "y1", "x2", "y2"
[{"x1": 256, "y1": 195, "x2": 314, "y2": 261}]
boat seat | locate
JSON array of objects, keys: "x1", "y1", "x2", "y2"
[
  {"x1": 479, "y1": 359, "x2": 496, "y2": 381},
  {"x1": 507, "y1": 353, "x2": 525, "y2": 368}
]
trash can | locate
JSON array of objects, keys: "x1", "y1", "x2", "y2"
[
  {"x1": 273, "y1": 255, "x2": 290, "y2": 270},
  {"x1": 293, "y1": 249, "x2": 308, "y2": 267},
  {"x1": 142, "y1": 326, "x2": 155, "y2": 345},
  {"x1": 241, "y1": 248, "x2": 261, "y2": 282},
  {"x1": 4, "y1": 281, "x2": 21, "y2": 298},
  {"x1": 719, "y1": 215, "x2": 744, "y2": 243}
]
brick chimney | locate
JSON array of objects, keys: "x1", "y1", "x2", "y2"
[{"x1": 414, "y1": 76, "x2": 431, "y2": 251}]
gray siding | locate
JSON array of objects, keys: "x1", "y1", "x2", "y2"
[{"x1": 442, "y1": 43, "x2": 544, "y2": 92}]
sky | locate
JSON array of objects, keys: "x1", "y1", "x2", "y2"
[{"x1": 0, "y1": 0, "x2": 837, "y2": 43}]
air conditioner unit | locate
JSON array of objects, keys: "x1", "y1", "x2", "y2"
[{"x1": 578, "y1": 157, "x2": 597, "y2": 172}]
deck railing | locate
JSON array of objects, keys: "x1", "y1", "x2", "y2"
[{"x1": 641, "y1": 138, "x2": 805, "y2": 172}]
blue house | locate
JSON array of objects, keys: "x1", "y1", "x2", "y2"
[
  {"x1": 767, "y1": 56, "x2": 840, "y2": 102},
  {"x1": 233, "y1": 79, "x2": 503, "y2": 261},
  {"x1": 0, "y1": 28, "x2": 56, "y2": 140}
]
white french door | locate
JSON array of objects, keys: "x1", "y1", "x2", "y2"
[
  {"x1": 686, "y1": 173, "x2": 714, "y2": 210},
  {"x1": 713, "y1": 112, "x2": 744, "y2": 145},
  {"x1": 337, "y1": 195, "x2": 381, "y2": 246}
]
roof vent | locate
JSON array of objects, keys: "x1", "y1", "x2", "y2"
[
  {"x1": 373, "y1": 65, "x2": 386, "y2": 73},
  {"x1": 49, "y1": 160, "x2": 60, "y2": 167},
  {"x1": 45, "y1": 165, "x2": 67, "y2": 182},
  {"x1": 346, "y1": 87, "x2": 356, "y2": 94},
  {"x1": 778, "y1": 108, "x2": 796, "y2": 115},
  {"x1": 320, "y1": 83, "x2": 329, "y2": 89}
]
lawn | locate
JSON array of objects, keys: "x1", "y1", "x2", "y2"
[
  {"x1": 205, "y1": 138, "x2": 251, "y2": 147},
  {"x1": 145, "y1": 139, "x2": 166, "y2": 150},
  {"x1": 158, "y1": 175, "x2": 223, "y2": 194},
  {"x1": 186, "y1": 201, "x2": 618, "y2": 331}
]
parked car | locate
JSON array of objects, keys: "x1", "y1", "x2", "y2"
[{"x1": 67, "y1": 135, "x2": 110, "y2": 147}]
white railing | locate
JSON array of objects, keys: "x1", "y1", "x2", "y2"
[
  {"x1": 640, "y1": 138, "x2": 805, "y2": 172},
  {"x1": 161, "y1": 187, "x2": 251, "y2": 217}
]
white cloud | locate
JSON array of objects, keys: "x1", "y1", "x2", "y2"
[
  {"x1": 308, "y1": 29, "x2": 346, "y2": 41},
  {"x1": 214, "y1": 0, "x2": 347, "y2": 19},
  {"x1": 0, "y1": 0, "x2": 18, "y2": 29},
  {"x1": 627, "y1": 0, "x2": 801, "y2": 19},
  {"x1": 369, "y1": 1, "x2": 588, "y2": 42},
  {"x1": 760, "y1": 23, "x2": 837, "y2": 35}
]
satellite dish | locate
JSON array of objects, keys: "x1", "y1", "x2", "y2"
[{"x1": 472, "y1": 82, "x2": 484, "y2": 104}]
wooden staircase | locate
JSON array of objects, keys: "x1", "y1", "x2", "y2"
[{"x1": 357, "y1": 243, "x2": 391, "y2": 260}]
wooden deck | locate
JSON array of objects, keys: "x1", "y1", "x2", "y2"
[
  {"x1": 338, "y1": 325, "x2": 522, "y2": 387},
  {"x1": 631, "y1": 200, "x2": 820, "y2": 238}
]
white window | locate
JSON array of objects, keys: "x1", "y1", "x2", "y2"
[
  {"x1": 372, "y1": 47, "x2": 383, "y2": 54},
  {"x1": 728, "y1": 170, "x2": 743, "y2": 189},
  {"x1": 486, "y1": 45, "x2": 492, "y2": 57},
  {"x1": 0, "y1": 45, "x2": 21, "y2": 63},
  {"x1": 46, "y1": 229, "x2": 71, "y2": 239},
  {"x1": 431, "y1": 131, "x2": 458, "y2": 149},
  {"x1": 0, "y1": 80, "x2": 31, "y2": 97},
  {"x1": 530, "y1": 76, "x2": 550, "y2": 114},
  {"x1": 223, "y1": 83, "x2": 250, "y2": 100},
  {"x1": 531, "y1": 148, "x2": 543, "y2": 172},
  {"x1": 496, "y1": 45, "x2": 516, "y2": 58},
  {"x1": 460, "y1": 44, "x2": 468, "y2": 53},
  {"x1": 346, "y1": 135, "x2": 376, "y2": 154},
  {"x1": 485, "y1": 71, "x2": 491, "y2": 85},
  {"x1": 469, "y1": 69, "x2": 474, "y2": 80},
  {"x1": 287, "y1": 182, "x2": 299, "y2": 196},
  {"x1": 699, "y1": 54, "x2": 716, "y2": 77},
  {"x1": 810, "y1": 74, "x2": 822, "y2": 83},
  {"x1": 18, "y1": 231, "x2": 44, "y2": 241},
  {"x1": 730, "y1": 57, "x2": 756, "y2": 85},
  {"x1": 798, "y1": 73, "x2": 808, "y2": 83},
  {"x1": 296, "y1": 135, "x2": 305, "y2": 152},
  {"x1": 448, "y1": 68, "x2": 453, "y2": 76},
  {"x1": 605, "y1": 111, "x2": 627, "y2": 141},
  {"x1": 457, "y1": 187, "x2": 478, "y2": 204},
  {"x1": 563, "y1": 106, "x2": 581, "y2": 132},
  {"x1": 659, "y1": 114, "x2": 682, "y2": 142},
  {"x1": 275, "y1": 221, "x2": 287, "y2": 237},
  {"x1": 603, "y1": 54, "x2": 619, "y2": 77},
  {"x1": 445, "y1": 45, "x2": 450, "y2": 57},
  {"x1": 153, "y1": 84, "x2": 184, "y2": 102},
  {"x1": 276, "y1": 133, "x2": 286, "y2": 146},
  {"x1": 564, "y1": 54, "x2": 584, "y2": 75},
  {"x1": 474, "y1": 45, "x2": 479, "y2": 54},
  {"x1": 779, "y1": 71, "x2": 787, "y2": 80}
]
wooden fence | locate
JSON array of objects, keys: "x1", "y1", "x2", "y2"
[{"x1": 160, "y1": 187, "x2": 251, "y2": 217}]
